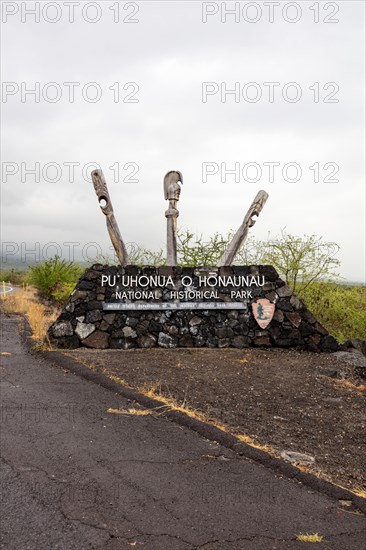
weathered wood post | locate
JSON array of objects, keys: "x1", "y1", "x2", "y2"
[
  {"x1": 164, "y1": 171, "x2": 183, "y2": 266},
  {"x1": 91, "y1": 169, "x2": 129, "y2": 266},
  {"x1": 218, "y1": 190, "x2": 269, "y2": 266}
]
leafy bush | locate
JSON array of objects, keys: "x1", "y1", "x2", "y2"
[
  {"x1": 260, "y1": 230, "x2": 340, "y2": 296},
  {"x1": 177, "y1": 230, "x2": 229, "y2": 266},
  {"x1": 29, "y1": 257, "x2": 83, "y2": 301},
  {"x1": 51, "y1": 282, "x2": 79, "y2": 304},
  {"x1": 127, "y1": 244, "x2": 166, "y2": 267},
  {"x1": 300, "y1": 282, "x2": 366, "y2": 342}
]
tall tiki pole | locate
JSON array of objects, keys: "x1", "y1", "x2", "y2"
[
  {"x1": 164, "y1": 171, "x2": 183, "y2": 266},
  {"x1": 91, "y1": 169, "x2": 129, "y2": 266},
  {"x1": 217, "y1": 190, "x2": 269, "y2": 267}
]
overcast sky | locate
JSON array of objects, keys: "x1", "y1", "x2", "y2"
[{"x1": 1, "y1": 1, "x2": 365, "y2": 281}]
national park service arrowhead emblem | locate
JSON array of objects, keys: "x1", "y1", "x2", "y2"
[{"x1": 252, "y1": 298, "x2": 275, "y2": 329}]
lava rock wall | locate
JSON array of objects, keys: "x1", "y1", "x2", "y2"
[{"x1": 48, "y1": 265, "x2": 339, "y2": 351}]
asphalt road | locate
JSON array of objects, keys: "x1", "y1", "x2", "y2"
[{"x1": 1, "y1": 313, "x2": 365, "y2": 549}]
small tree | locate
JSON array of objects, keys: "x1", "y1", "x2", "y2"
[{"x1": 261, "y1": 229, "x2": 340, "y2": 296}]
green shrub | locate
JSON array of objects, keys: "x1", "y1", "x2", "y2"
[
  {"x1": 29, "y1": 257, "x2": 83, "y2": 300},
  {"x1": 300, "y1": 282, "x2": 366, "y2": 342},
  {"x1": 177, "y1": 230, "x2": 229, "y2": 266},
  {"x1": 51, "y1": 282, "x2": 78, "y2": 305},
  {"x1": 258, "y1": 230, "x2": 340, "y2": 296}
]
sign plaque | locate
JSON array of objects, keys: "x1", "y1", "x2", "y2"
[{"x1": 103, "y1": 301, "x2": 248, "y2": 311}]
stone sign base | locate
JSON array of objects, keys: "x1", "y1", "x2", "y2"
[{"x1": 48, "y1": 265, "x2": 339, "y2": 352}]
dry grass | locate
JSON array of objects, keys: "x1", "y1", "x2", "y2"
[
  {"x1": 236, "y1": 433, "x2": 275, "y2": 454},
  {"x1": 296, "y1": 533, "x2": 324, "y2": 543},
  {"x1": 106, "y1": 407, "x2": 152, "y2": 416},
  {"x1": 137, "y1": 382, "x2": 215, "y2": 423},
  {"x1": 334, "y1": 379, "x2": 366, "y2": 393},
  {"x1": 294, "y1": 464, "x2": 311, "y2": 473},
  {"x1": 1, "y1": 287, "x2": 59, "y2": 343},
  {"x1": 108, "y1": 374, "x2": 129, "y2": 387}
]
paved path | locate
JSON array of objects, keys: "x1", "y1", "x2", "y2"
[{"x1": 1, "y1": 313, "x2": 365, "y2": 549}]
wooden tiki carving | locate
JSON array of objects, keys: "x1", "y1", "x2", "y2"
[
  {"x1": 164, "y1": 170, "x2": 183, "y2": 266},
  {"x1": 91, "y1": 169, "x2": 129, "y2": 266},
  {"x1": 218, "y1": 190, "x2": 269, "y2": 266}
]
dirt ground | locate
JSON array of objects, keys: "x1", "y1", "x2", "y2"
[{"x1": 61, "y1": 347, "x2": 366, "y2": 494}]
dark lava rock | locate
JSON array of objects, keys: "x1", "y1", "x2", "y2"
[
  {"x1": 158, "y1": 332, "x2": 177, "y2": 349},
  {"x1": 82, "y1": 330, "x2": 109, "y2": 349},
  {"x1": 342, "y1": 338, "x2": 366, "y2": 357}
]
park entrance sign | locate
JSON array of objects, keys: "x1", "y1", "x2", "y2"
[
  {"x1": 48, "y1": 168, "x2": 338, "y2": 351},
  {"x1": 101, "y1": 270, "x2": 264, "y2": 310},
  {"x1": 48, "y1": 264, "x2": 338, "y2": 352}
]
